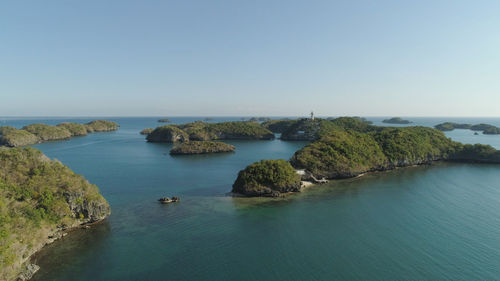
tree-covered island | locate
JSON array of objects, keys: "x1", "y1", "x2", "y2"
[
  {"x1": 382, "y1": 117, "x2": 412, "y2": 124},
  {"x1": 145, "y1": 121, "x2": 274, "y2": 142},
  {"x1": 232, "y1": 117, "x2": 500, "y2": 197},
  {"x1": 0, "y1": 147, "x2": 110, "y2": 280},
  {"x1": 434, "y1": 122, "x2": 500, "y2": 134},
  {"x1": 170, "y1": 141, "x2": 235, "y2": 155},
  {"x1": 0, "y1": 120, "x2": 119, "y2": 147}
]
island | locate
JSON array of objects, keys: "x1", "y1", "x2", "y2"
[
  {"x1": 145, "y1": 121, "x2": 274, "y2": 143},
  {"x1": 22, "y1": 123, "x2": 72, "y2": 141},
  {"x1": 434, "y1": 122, "x2": 472, "y2": 131},
  {"x1": 262, "y1": 119, "x2": 298, "y2": 134},
  {"x1": 0, "y1": 120, "x2": 119, "y2": 147},
  {"x1": 57, "y1": 122, "x2": 89, "y2": 136},
  {"x1": 279, "y1": 116, "x2": 373, "y2": 141},
  {"x1": 158, "y1": 118, "x2": 171, "y2": 123},
  {"x1": 170, "y1": 141, "x2": 235, "y2": 155},
  {"x1": 0, "y1": 147, "x2": 110, "y2": 281},
  {"x1": 382, "y1": 117, "x2": 412, "y2": 124},
  {"x1": 232, "y1": 117, "x2": 500, "y2": 197},
  {"x1": 85, "y1": 120, "x2": 119, "y2": 132},
  {"x1": 140, "y1": 128, "x2": 154, "y2": 135},
  {"x1": 146, "y1": 125, "x2": 189, "y2": 142},
  {"x1": 232, "y1": 160, "x2": 301, "y2": 197},
  {"x1": 0, "y1": 126, "x2": 40, "y2": 147},
  {"x1": 435, "y1": 122, "x2": 500, "y2": 134}
]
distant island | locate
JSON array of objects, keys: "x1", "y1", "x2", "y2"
[
  {"x1": 232, "y1": 117, "x2": 500, "y2": 197},
  {"x1": 140, "y1": 128, "x2": 154, "y2": 135},
  {"x1": 382, "y1": 117, "x2": 412, "y2": 124},
  {"x1": 170, "y1": 141, "x2": 235, "y2": 155},
  {"x1": 144, "y1": 121, "x2": 274, "y2": 143},
  {"x1": 158, "y1": 118, "x2": 171, "y2": 123},
  {"x1": 434, "y1": 122, "x2": 500, "y2": 135},
  {"x1": 0, "y1": 120, "x2": 119, "y2": 147},
  {"x1": 0, "y1": 147, "x2": 110, "y2": 281}
]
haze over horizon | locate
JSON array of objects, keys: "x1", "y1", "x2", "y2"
[{"x1": 2, "y1": 0, "x2": 500, "y2": 117}]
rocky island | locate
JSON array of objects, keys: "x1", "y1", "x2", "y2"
[
  {"x1": 0, "y1": 120, "x2": 119, "y2": 147},
  {"x1": 0, "y1": 147, "x2": 110, "y2": 281},
  {"x1": 382, "y1": 117, "x2": 412, "y2": 124},
  {"x1": 170, "y1": 141, "x2": 235, "y2": 155},
  {"x1": 158, "y1": 118, "x2": 171, "y2": 123},
  {"x1": 232, "y1": 117, "x2": 500, "y2": 197},
  {"x1": 145, "y1": 121, "x2": 274, "y2": 143}
]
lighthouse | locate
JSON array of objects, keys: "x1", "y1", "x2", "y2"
[{"x1": 310, "y1": 111, "x2": 315, "y2": 121}]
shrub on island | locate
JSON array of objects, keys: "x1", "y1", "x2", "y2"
[
  {"x1": 148, "y1": 121, "x2": 275, "y2": 142},
  {"x1": 146, "y1": 125, "x2": 189, "y2": 143},
  {"x1": 382, "y1": 117, "x2": 412, "y2": 124},
  {"x1": 140, "y1": 128, "x2": 154, "y2": 135},
  {"x1": 0, "y1": 126, "x2": 40, "y2": 147},
  {"x1": 22, "y1": 124, "x2": 72, "y2": 141},
  {"x1": 57, "y1": 122, "x2": 88, "y2": 136},
  {"x1": 232, "y1": 159, "x2": 301, "y2": 197},
  {"x1": 232, "y1": 120, "x2": 500, "y2": 197},
  {"x1": 85, "y1": 120, "x2": 119, "y2": 132},
  {"x1": 0, "y1": 147, "x2": 110, "y2": 281},
  {"x1": 170, "y1": 141, "x2": 235, "y2": 155}
]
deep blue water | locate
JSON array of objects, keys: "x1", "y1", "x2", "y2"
[{"x1": 2, "y1": 117, "x2": 500, "y2": 281}]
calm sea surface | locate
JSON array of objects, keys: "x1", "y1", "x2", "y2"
[{"x1": 2, "y1": 117, "x2": 500, "y2": 281}]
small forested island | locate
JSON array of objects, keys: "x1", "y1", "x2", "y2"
[
  {"x1": 435, "y1": 122, "x2": 500, "y2": 134},
  {"x1": 145, "y1": 121, "x2": 274, "y2": 143},
  {"x1": 0, "y1": 147, "x2": 110, "y2": 281},
  {"x1": 0, "y1": 120, "x2": 119, "y2": 147},
  {"x1": 158, "y1": 118, "x2": 171, "y2": 123},
  {"x1": 232, "y1": 160, "x2": 301, "y2": 196},
  {"x1": 232, "y1": 117, "x2": 500, "y2": 197},
  {"x1": 170, "y1": 141, "x2": 235, "y2": 155},
  {"x1": 140, "y1": 128, "x2": 154, "y2": 135},
  {"x1": 382, "y1": 117, "x2": 412, "y2": 124}
]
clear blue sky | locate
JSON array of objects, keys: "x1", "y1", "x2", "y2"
[{"x1": 1, "y1": 0, "x2": 499, "y2": 117}]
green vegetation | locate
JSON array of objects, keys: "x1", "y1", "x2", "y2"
[
  {"x1": 232, "y1": 160, "x2": 301, "y2": 196},
  {"x1": 262, "y1": 119, "x2": 298, "y2": 133},
  {"x1": 22, "y1": 124, "x2": 72, "y2": 141},
  {"x1": 435, "y1": 122, "x2": 500, "y2": 134},
  {"x1": 147, "y1": 121, "x2": 275, "y2": 142},
  {"x1": 146, "y1": 125, "x2": 189, "y2": 143},
  {"x1": 450, "y1": 143, "x2": 500, "y2": 162},
  {"x1": 211, "y1": 121, "x2": 274, "y2": 140},
  {"x1": 0, "y1": 127, "x2": 40, "y2": 147},
  {"x1": 435, "y1": 122, "x2": 472, "y2": 131},
  {"x1": 140, "y1": 128, "x2": 154, "y2": 135},
  {"x1": 170, "y1": 141, "x2": 235, "y2": 155},
  {"x1": 57, "y1": 122, "x2": 88, "y2": 136},
  {"x1": 233, "y1": 117, "x2": 500, "y2": 196},
  {"x1": 0, "y1": 120, "x2": 119, "y2": 148},
  {"x1": 382, "y1": 117, "x2": 412, "y2": 124},
  {"x1": 0, "y1": 147, "x2": 110, "y2": 280},
  {"x1": 280, "y1": 118, "x2": 338, "y2": 140},
  {"x1": 280, "y1": 117, "x2": 374, "y2": 141},
  {"x1": 85, "y1": 120, "x2": 119, "y2": 132},
  {"x1": 290, "y1": 129, "x2": 387, "y2": 178},
  {"x1": 291, "y1": 126, "x2": 457, "y2": 178}
]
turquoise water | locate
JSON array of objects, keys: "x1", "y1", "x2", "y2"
[{"x1": 2, "y1": 117, "x2": 500, "y2": 280}]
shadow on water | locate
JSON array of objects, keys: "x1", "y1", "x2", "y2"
[{"x1": 31, "y1": 221, "x2": 111, "y2": 281}]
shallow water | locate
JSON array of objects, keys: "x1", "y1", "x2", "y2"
[{"x1": 2, "y1": 117, "x2": 500, "y2": 281}]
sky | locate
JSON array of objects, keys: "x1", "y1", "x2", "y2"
[{"x1": 1, "y1": 0, "x2": 499, "y2": 117}]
